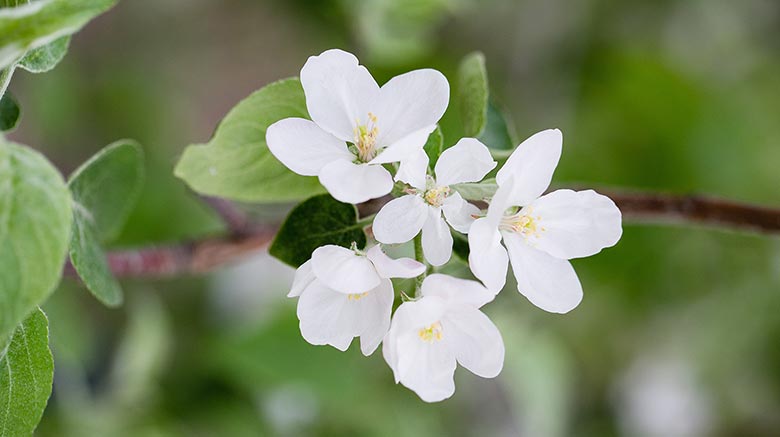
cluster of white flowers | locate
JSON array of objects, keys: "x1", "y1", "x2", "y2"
[{"x1": 267, "y1": 49, "x2": 622, "y2": 402}]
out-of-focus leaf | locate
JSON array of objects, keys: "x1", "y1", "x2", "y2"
[
  {"x1": 270, "y1": 194, "x2": 366, "y2": 267},
  {"x1": 423, "y1": 125, "x2": 443, "y2": 167},
  {"x1": 451, "y1": 178, "x2": 497, "y2": 201},
  {"x1": 18, "y1": 36, "x2": 70, "y2": 73},
  {"x1": 174, "y1": 78, "x2": 325, "y2": 203},
  {"x1": 0, "y1": 308, "x2": 54, "y2": 436},
  {"x1": 457, "y1": 52, "x2": 488, "y2": 138},
  {"x1": 68, "y1": 141, "x2": 144, "y2": 307},
  {"x1": 0, "y1": 0, "x2": 118, "y2": 71},
  {"x1": 0, "y1": 92, "x2": 19, "y2": 131},
  {"x1": 451, "y1": 231, "x2": 469, "y2": 262},
  {"x1": 478, "y1": 99, "x2": 516, "y2": 150},
  {"x1": 0, "y1": 140, "x2": 72, "y2": 341}
]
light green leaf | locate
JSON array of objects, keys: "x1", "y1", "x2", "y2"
[
  {"x1": 478, "y1": 99, "x2": 516, "y2": 150},
  {"x1": 0, "y1": 140, "x2": 72, "y2": 341},
  {"x1": 0, "y1": 91, "x2": 19, "y2": 131},
  {"x1": 18, "y1": 36, "x2": 70, "y2": 73},
  {"x1": 457, "y1": 51, "x2": 488, "y2": 138},
  {"x1": 423, "y1": 125, "x2": 443, "y2": 168},
  {"x1": 270, "y1": 194, "x2": 366, "y2": 267},
  {"x1": 451, "y1": 178, "x2": 497, "y2": 201},
  {"x1": 0, "y1": 0, "x2": 118, "y2": 71},
  {"x1": 68, "y1": 141, "x2": 144, "y2": 307},
  {"x1": 174, "y1": 78, "x2": 325, "y2": 203},
  {"x1": 0, "y1": 308, "x2": 53, "y2": 436}
]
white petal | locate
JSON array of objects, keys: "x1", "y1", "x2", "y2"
[
  {"x1": 496, "y1": 129, "x2": 562, "y2": 206},
  {"x1": 467, "y1": 218, "x2": 509, "y2": 293},
  {"x1": 373, "y1": 69, "x2": 449, "y2": 145},
  {"x1": 357, "y1": 279, "x2": 394, "y2": 356},
  {"x1": 444, "y1": 306, "x2": 504, "y2": 378},
  {"x1": 369, "y1": 125, "x2": 435, "y2": 165},
  {"x1": 422, "y1": 207, "x2": 453, "y2": 266},
  {"x1": 395, "y1": 149, "x2": 429, "y2": 190},
  {"x1": 485, "y1": 178, "x2": 514, "y2": 226},
  {"x1": 297, "y1": 279, "x2": 392, "y2": 354},
  {"x1": 366, "y1": 245, "x2": 425, "y2": 279},
  {"x1": 296, "y1": 280, "x2": 357, "y2": 351},
  {"x1": 434, "y1": 138, "x2": 496, "y2": 186},
  {"x1": 503, "y1": 233, "x2": 583, "y2": 314},
  {"x1": 441, "y1": 192, "x2": 480, "y2": 234},
  {"x1": 311, "y1": 245, "x2": 380, "y2": 294},
  {"x1": 372, "y1": 195, "x2": 428, "y2": 244},
  {"x1": 300, "y1": 49, "x2": 379, "y2": 141},
  {"x1": 527, "y1": 189, "x2": 623, "y2": 259},
  {"x1": 384, "y1": 297, "x2": 456, "y2": 403},
  {"x1": 289, "y1": 259, "x2": 314, "y2": 297},
  {"x1": 266, "y1": 118, "x2": 353, "y2": 176},
  {"x1": 383, "y1": 296, "x2": 447, "y2": 379},
  {"x1": 319, "y1": 160, "x2": 393, "y2": 204},
  {"x1": 421, "y1": 274, "x2": 495, "y2": 308}
]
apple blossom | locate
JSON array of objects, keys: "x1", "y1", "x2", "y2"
[
  {"x1": 372, "y1": 138, "x2": 495, "y2": 265},
  {"x1": 267, "y1": 49, "x2": 449, "y2": 204},
  {"x1": 383, "y1": 274, "x2": 504, "y2": 402},
  {"x1": 288, "y1": 244, "x2": 425, "y2": 355},
  {"x1": 468, "y1": 129, "x2": 622, "y2": 313}
]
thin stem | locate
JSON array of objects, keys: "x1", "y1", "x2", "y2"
[{"x1": 413, "y1": 233, "x2": 425, "y2": 297}]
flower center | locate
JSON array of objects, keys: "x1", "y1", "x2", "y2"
[
  {"x1": 420, "y1": 175, "x2": 451, "y2": 207},
  {"x1": 352, "y1": 112, "x2": 379, "y2": 162},
  {"x1": 347, "y1": 292, "x2": 369, "y2": 301},
  {"x1": 500, "y1": 208, "x2": 544, "y2": 238},
  {"x1": 418, "y1": 321, "x2": 444, "y2": 343}
]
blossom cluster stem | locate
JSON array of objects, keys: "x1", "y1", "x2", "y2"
[{"x1": 413, "y1": 233, "x2": 425, "y2": 297}]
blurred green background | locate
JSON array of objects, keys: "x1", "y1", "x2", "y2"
[{"x1": 7, "y1": 0, "x2": 780, "y2": 435}]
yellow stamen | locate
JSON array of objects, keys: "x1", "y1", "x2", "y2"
[
  {"x1": 418, "y1": 321, "x2": 444, "y2": 343},
  {"x1": 353, "y1": 112, "x2": 380, "y2": 162},
  {"x1": 423, "y1": 186, "x2": 451, "y2": 207},
  {"x1": 347, "y1": 292, "x2": 369, "y2": 301}
]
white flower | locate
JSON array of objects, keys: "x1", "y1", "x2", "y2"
[
  {"x1": 372, "y1": 138, "x2": 495, "y2": 265},
  {"x1": 468, "y1": 129, "x2": 622, "y2": 313},
  {"x1": 382, "y1": 274, "x2": 504, "y2": 402},
  {"x1": 288, "y1": 244, "x2": 424, "y2": 355},
  {"x1": 267, "y1": 49, "x2": 450, "y2": 204}
]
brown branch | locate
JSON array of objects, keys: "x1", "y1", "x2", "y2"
[{"x1": 76, "y1": 190, "x2": 780, "y2": 279}]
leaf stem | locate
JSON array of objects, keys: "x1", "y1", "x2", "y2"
[{"x1": 413, "y1": 233, "x2": 425, "y2": 297}]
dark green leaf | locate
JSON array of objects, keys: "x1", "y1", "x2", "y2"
[
  {"x1": 0, "y1": 92, "x2": 19, "y2": 131},
  {"x1": 0, "y1": 308, "x2": 54, "y2": 435},
  {"x1": 452, "y1": 231, "x2": 469, "y2": 263},
  {"x1": 423, "y1": 125, "x2": 443, "y2": 168},
  {"x1": 68, "y1": 141, "x2": 144, "y2": 307},
  {"x1": 18, "y1": 36, "x2": 70, "y2": 73},
  {"x1": 270, "y1": 194, "x2": 366, "y2": 267},
  {"x1": 0, "y1": 140, "x2": 72, "y2": 341},
  {"x1": 478, "y1": 99, "x2": 516, "y2": 150},
  {"x1": 174, "y1": 78, "x2": 325, "y2": 203},
  {"x1": 0, "y1": 0, "x2": 117, "y2": 70},
  {"x1": 457, "y1": 52, "x2": 488, "y2": 138}
]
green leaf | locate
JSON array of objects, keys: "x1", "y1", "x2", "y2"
[
  {"x1": 457, "y1": 51, "x2": 488, "y2": 138},
  {"x1": 18, "y1": 36, "x2": 70, "y2": 73},
  {"x1": 0, "y1": 308, "x2": 54, "y2": 435},
  {"x1": 478, "y1": 99, "x2": 516, "y2": 150},
  {"x1": 270, "y1": 194, "x2": 367, "y2": 267},
  {"x1": 0, "y1": 140, "x2": 72, "y2": 341},
  {"x1": 451, "y1": 231, "x2": 469, "y2": 263},
  {"x1": 0, "y1": 92, "x2": 19, "y2": 131},
  {"x1": 174, "y1": 78, "x2": 325, "y2": 203},
  {"x1": 451, "y1": 178, "x2": 497, "y2": 201},
  {"x1": 68, "y1": 141, "x2": 144, "y2": 307},
  {"x1": 0, "y1": 0, "x2": 117, "y2": 71},
  {"x1": 423, "y1": 125, "x2": 443, "y2": 168}
]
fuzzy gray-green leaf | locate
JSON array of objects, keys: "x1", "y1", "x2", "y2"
[
  {"x1": 0, "y1": 140, "x2": 72, "y2": 341},
  {"x1": 68, "y1": 141, "x2": 144, "y2": 307},
  {"x1": 0, "y1": 308, "x2": 54, "y2": 435},
  {"x1": 174, "y1": 78, "x2": 325, "y2": 203},
  {"x1": 270, "y1": 194, "x2": 366, "y2": 267},
  {"x1": 0, "y1": 0, "x2": 117, "y2": 70},
  {"x1": 457, "y1": 52, "x2": 488, "y2": 138}
]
